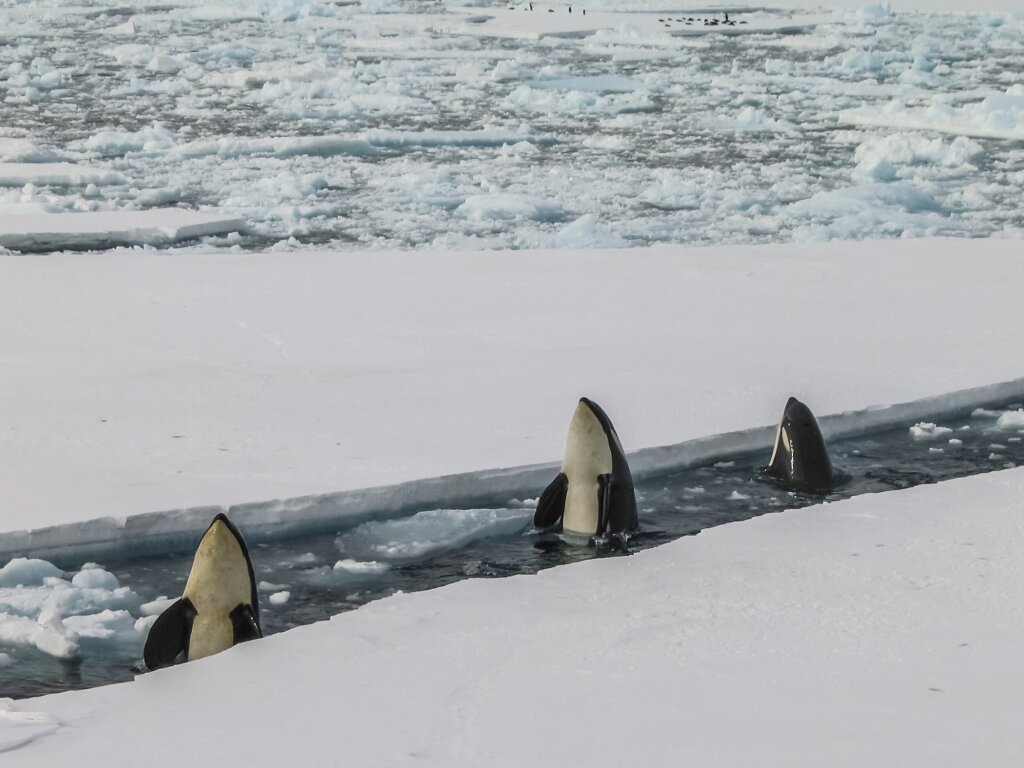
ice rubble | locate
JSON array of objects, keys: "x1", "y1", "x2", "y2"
[
  {"x1": 1, "y1": 1, "x2": 1021, "y2": 247},
  {"x1": 0, "y1": 562, "x2": 141, "y2": 659}
]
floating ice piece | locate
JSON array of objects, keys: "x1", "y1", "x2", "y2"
[
  {"x1": 174, "y1": 128, "x2": 548, "y2": 160},
  {"x1": 995, "y1": 409, "x2": 1024, "y2": 430},
  {"x1": 910, "y1": 422, "x2": 953, "y2": 440},
  {"x1": 840, "y1": 86, "x2": 1024, "y2": 142},
  {"x1": 0, "y1": 138, "x2": 68, "y2": 163},
  {"x1": 790, "y1": 183, "x2": 941, "y2": 218},
  {"x1": 79, "y1": 122, "x2": 178, "y2": 156},
  {"x1": 0, "y1": 209, "x2": 245, "y2": 251},
  {"x1": 555, "y1": 214, "x2": 628, "y2": 248},
  {"x1": 456, "y1": 193, "x2": 562, "y2": 221},
  {"x1": 0, "y1": 163, "x2": 126, "y2": 187},
  {"x1": 853, "y1": 133, "x2": 983, "y2": 174},
  {"x1": 269, "y1": 591, "x2": 291, "y2": 606},
  {"x1": 0, "y1": 558, "x2": 62, "y2": 588},
  {"x1": 258, "y1": 581, "x2": 289, "y2": 592},
  {"x1": 333, "y1": 559, "x2": 390, "y2": 575},
  {"x1": 71, "y1": 564, "x2": 120, "y2": 591},
  {"x1": 0, "y1": 604, "x2": 80, "y2": 658},
  {"x1": 64, "y1": 609, "x2": 141, "y2": 643},
  {"x1": 337, "y1": 507, "x2": 531, "y2": 564},
  {"x1": 139, "y1": 596, "x2": 176, "y2": 616},
  {"x1": 526, "y1": 75, "x2": 640, "y2": 93}
]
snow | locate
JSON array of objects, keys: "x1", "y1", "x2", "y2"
[
  {"x1": 5, "y1": 468, "x2": 1024, "y2": 764},
  {"x1": 0, "y1": 209, "x2": 245, "y2": 251},
  {"x1": 2, "y1": 238, "x2": 1024, "y2": 562},
  {"x1": 0, "y1": 700, "x2": 61, "y2": 755}
]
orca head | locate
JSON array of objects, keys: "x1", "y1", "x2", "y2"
[
  {"x1": 565, "y1": 398, "x2": 613, "y2": 472},
  {"x1": 184, "y1": 513, "x2": 260, "y2": 625},
  {"x1": 575, "y1": 397, "x2": 626, "y2": 456},
  {"x1": 766, "y1": 396, "x2": 833, "y2": 493}
]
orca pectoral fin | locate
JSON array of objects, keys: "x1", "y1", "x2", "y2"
[
  {"x1": 144, "y1": 597, "x2": 196, "y2": 671},
  {"x1": 230, "y1": 603, "x2": 263, "y2": 645},
  {"x1": 534, "y1": 472, "x2": 568, "y2": 529}
]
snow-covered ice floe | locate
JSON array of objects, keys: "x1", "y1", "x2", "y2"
[
  {"x1": 0, "y1": 209, "x2": 245, "y2": 251},
  {"x1": 450, "y1": 6, "x2": 828, "y2": 40},
  {"x1": 2, "y1": 238, "x2": 1024, "y2": 563},
  {"x1": 5, "y1": 467, "x2": 1024, "y2": 764}
]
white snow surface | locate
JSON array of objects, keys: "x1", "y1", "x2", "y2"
[
  {"x1": 1, "y1": 237, "x2": 1023, "y2": 545},
  {"x1": 6, "y1": 467, "x2": 1024, "y2": 764}
]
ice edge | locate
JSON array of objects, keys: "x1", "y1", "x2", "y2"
[{"x1": 4, "y1": 377, "x2": 1023, "y2": 565}]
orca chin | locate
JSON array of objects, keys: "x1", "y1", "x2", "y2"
[
  {"x1": 761, "y1": 396, "x2": 835, "y2": 494},
  {"x1": 534, "y1": 397, "x2": 638, "y2": 538}
]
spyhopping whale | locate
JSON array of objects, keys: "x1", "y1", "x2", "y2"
[
  {"x1": 761, "y1": 396, "x2": 835, "y2": 494},
  {"x1": 534, "y1": 397, "x2": 638, "y2": 538},
  {"x1": 144, "y1": 513, "x2": 262, "y2": 670}
]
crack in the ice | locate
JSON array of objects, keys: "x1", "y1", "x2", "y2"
[{"x1": 0, "y1": 705, "x2": 63, "y2": 754}]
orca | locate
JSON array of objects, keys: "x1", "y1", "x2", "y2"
[
  {"x1": 761, "y1": 396, "x2": 834, "y2": 494},
  {"x1": 144, "y1": 513, "x2": 262, "y2": 670},
  {"x1": 534, "y1": 397, "x2": 638, "y2": 538}
]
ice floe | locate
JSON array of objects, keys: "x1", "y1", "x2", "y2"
[
  {"x1": 0, "y1": 163, "x2": 126, "y2": 187},
  {"x1": 0, "y1": 209, "x2": 245, "y2": 251},
  {"x1": 841, "y1": 86, "x2": 1024, "y2": 141}
]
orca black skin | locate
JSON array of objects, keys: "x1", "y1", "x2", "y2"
[
  {"x1": 144, "y1": 513, "x2": 262, "y2": 671},
  {"x1": 761, "y1": 396, "x2": 834, "y2": 494},
  {"x1": 535, "y1": 397, "x2": 638, "y2": 538}
]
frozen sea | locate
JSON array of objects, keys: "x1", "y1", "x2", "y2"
[{"x1": 1, "y1": 1, "x2": 1022, "y2": 250}]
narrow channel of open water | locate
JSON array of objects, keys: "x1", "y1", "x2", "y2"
[{"x1": 4, "y1": 404, "x2": 1023, "y2": 699}]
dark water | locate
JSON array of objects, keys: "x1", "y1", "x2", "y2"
[{"x1": 3, "y1": 404, "x2": 1022, "y2": 699}]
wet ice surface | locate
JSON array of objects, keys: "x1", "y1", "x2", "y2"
[
  {"x1": 1, "y1": 2, "x2": 1022, "y2": 250},
  {"x1": 4, "y1": 404, "x2": 1024, "y2": 699}
]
